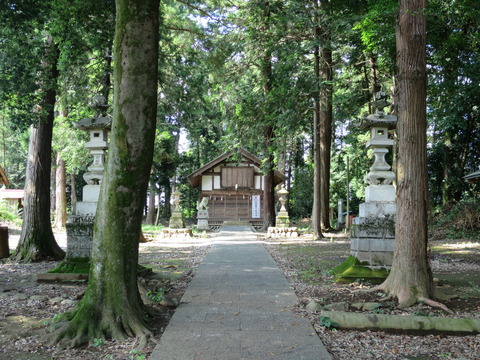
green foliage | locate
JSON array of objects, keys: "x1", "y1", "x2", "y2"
[
  {"x1": 431, "y1": 200, "x2": 480, "y2": 239},
  {"x1": 129, "y1": 349, "x2": 146, "y2": 360},
  {"x1": 467, "y1": 281, "x2": 480, "y2": 296},
  {"x1": 0, "y1": 200, "x2": 22, "y2": 225},
  {"x1": 146, "y1": 289, "x2": 165, "y2": 303},
  {"x1": 289, "y1": 165, "x2": 314, "y2": 220},
  {"x1": 92, "y1": 338, "x2": 105, "y2": 348},
  {"x1": 318, "y1": 315, "x2": 338, "y2": 329}
]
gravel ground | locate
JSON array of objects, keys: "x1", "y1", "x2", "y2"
[
  {"x1": 0, "y1": 227, "x2": 479, "y2": 360},
  {"x1": 264, "y1": 232, "x2": 480, "y2": 360}
]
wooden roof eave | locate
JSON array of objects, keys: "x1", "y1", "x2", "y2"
[
  {"x1": 187, "y1": 148, "x2": 287, "y2": 188},
  {"x1": 464, "y1": 169, "x2": 480, "y2": 183}
]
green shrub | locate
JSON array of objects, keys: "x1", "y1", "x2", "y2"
[{"x1": 0, "y1": 200, "x2": 22, "y2": 226}]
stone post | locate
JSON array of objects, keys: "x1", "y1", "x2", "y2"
[{"x1": 350, "y1": 91, "x2": 396, "y2": 267}]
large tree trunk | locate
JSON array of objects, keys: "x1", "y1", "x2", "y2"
[
  {"x1": 263, "y1": 125, "x2": 276, "y2": 228},
  {"x1": 319, "y1": 45, "x2": 333, "y2": 231},
  {"x1": 52, "y1": 0, "x2": 159, "y2": 347},
  {"x1": 311, "y1": 0, "x2": 323, "y2": 239},
  {"x1": 16, "y1": 35, "x2": 64, "y2": 262},
  {"x1": 146, "y1": 182, "x2": 155, "y2": 225},
  {"x1": 53, "y1": 153, "x2": 67, "y2": 229},
  {"x1": 70, "y1": 173, "x2": 77, "y2": 214},
  {"x1": 377, "y1": 0, "x2": 434, "y2": 308}
]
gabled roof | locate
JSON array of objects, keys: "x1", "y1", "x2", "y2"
[
  {"x1": 464, "y1": 169, "x2": 480, "y2": 182},
  {"x1": 188, "y1": 148, "x2": 286, "y2": 188}
]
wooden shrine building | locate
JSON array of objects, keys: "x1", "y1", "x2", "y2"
[{"x1": 188, "y1": 148, "x2": 286, "y2": 226}]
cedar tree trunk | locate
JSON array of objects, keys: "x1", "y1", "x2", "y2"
[
  {"x1": 16, "y1": 35, "x2": 64, "y2": 262},
  {"x1": 70, "y1": 173, "x2": 77, "y2": 215},
  {"x1": 319, "y1": 45, "x2": 333, "y2": 231},
  {"x1": 311, "y1": 0, "x2": 323, "y2": 239},
  {"x1": 53, "y1": 153, "x2": 67, "y2": 229},
  {"x1": 52, "y1": 0, "x2": 159, "y2": 347},
  {"x1": 146, "y1": 182, "x2": 156, "y2": 225},
  {"x1": 377, "y1": 0, "x2": 434, "y2": 308}
]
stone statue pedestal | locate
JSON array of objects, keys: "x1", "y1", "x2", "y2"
[{"x1": 197, "y1": 210, "x2": 209, "y2": 230}]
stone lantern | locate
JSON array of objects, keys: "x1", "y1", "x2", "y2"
[
  {"x1": 73, "y1": 95, "x2": 111, "y2": 216},
  {"x1": 275, "y1": 185, "x2": 290, "y2": 228},
  {"x1": 350, "y1": 91, "x2": 397, "y2": 267},
  {"x1": 169, "y1": 189, "x2": 185, "y2": 229},
  {"x1": 66, "y1": 94, "x2": 111, "y2": 260}
]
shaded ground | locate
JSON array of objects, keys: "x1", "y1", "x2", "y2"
[
  {"x1": 265, "y1": 230, "x2": 480, "y2": 360},
  {"x1": 0, "y1": 228, "x2": 211, "y2": 360},
  {"x1": 0, "y1": 225, "x2": 479, "y2": 359}
]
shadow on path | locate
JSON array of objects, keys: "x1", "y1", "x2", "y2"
[{"x1": 150, "y1": 226, "x2": 331, "y2": 360}]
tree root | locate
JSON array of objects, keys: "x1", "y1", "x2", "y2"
[
  {"x1": 48, "y1": 302, "x2": 154, "y2": 349},
  {"x1": 418, "y1": 297, "x2": 453, "y2": 314}
]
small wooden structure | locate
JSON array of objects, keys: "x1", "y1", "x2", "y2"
[
  {"x1": 0, "y1": 166, "x2": 24, "y2": 211},
  {"x1": 0, "y1": 189, "x2": 24, "y2": 210},
  {"x1": 188, "y1": 148, "x2": 286, "y2": 226}
]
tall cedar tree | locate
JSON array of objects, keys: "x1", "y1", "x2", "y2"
[
  {"x1": 312, "y1": 0, "x2": 333, "y2": 236},
  {"x1": 16, "y1": 35, "x2": 65, "y2": 262},
  {"x1": 378, "y1": 0, "x2": 446, "y2": 310},
  {"x1": 261, "y1": 1, "x2": 276, "y2": 229},
  {"x1": 52, "y1": 0, "x2": 159, "y2": 346}
]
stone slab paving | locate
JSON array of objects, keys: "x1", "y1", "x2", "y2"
[{"x1": 150, "y1": 226, "x2": 332, "y2": 360}]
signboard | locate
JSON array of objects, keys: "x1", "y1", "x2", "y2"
[{"x1": 252, "y1": 195, "x2": 261, "y2": 218}]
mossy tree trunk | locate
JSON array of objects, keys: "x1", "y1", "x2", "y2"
[
  {"x1": 377, "y1": 0, "x2": 434, "y2": 308},
  {"x1": 52, "y1": 0, "x2": 159, "y2": 347},
  {"x1": 16, "y1": 34, "x2": 64, "y2": 262}
]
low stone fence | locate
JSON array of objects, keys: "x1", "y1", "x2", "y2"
[
  {"x1": 267, "y1": 227, "x2": 299, "y2": 238},
  {"x1": 162, "y1": 228, "x2": 193, "y2": 238}
]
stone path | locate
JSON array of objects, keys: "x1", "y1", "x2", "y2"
[{"x1": 150, "y1": 226, "x2": 331, "y2": 360}]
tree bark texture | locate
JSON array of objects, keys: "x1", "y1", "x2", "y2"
[
  {"x1": 16, "y1": 35, "x2": 64, "y2": 262},
  {"x1": 52, "y1": 0, "x2": 159, "y2": 347},
  {"x1": 70, "y1": 174, "x2": 77, "y2": 215},
  {"x1": 146, "y1": 182, "x2": 155, "y2": 225},
  {"x1": 319, "y1": 45, "x2": 333, "y2": 230},
  {"x1": 258, "y1": 1, "x2": 276, "y2": 229},
  {"x1": 53, "y1": 153, "x2": 67, "y2": 229},
  {"x1": 378, "y1": 0, "x2": 434, "y2": 307},
  {"x1": 311, "y1": 0, "x2": 323, "y2": 238}
]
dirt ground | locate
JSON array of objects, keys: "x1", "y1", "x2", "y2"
[{"x1": 0, "y1": 226, "x2": 479, "y2": 360}]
